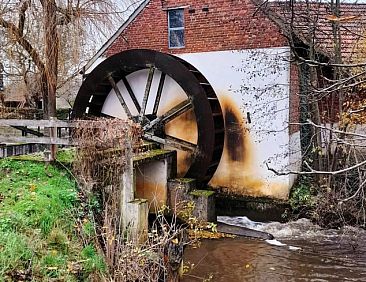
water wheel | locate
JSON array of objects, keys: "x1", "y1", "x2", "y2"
[{"x1": 72, "y1": 49, "x2": 224, "y2": 183}]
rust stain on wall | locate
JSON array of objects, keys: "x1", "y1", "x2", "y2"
[
  {"x1": 210, "y1": 95, "x2": 289, "y2": 199},
  {"x1": 136, "y1": 176, "x2": 167, "y2": 212},
  {"x1": 163, "y1": 101, "x2": 197, "y2": 177},
  {"x1": 157, "y1": 95, "x2": 289, "y2": 199}
]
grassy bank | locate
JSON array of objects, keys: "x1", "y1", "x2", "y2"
[{"x1": 0, "y1": 157, "x2": 104, "y2": 281}]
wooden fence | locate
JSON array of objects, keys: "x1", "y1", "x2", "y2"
[
  {"x1": 0, "y1": 119, "x2": 75, "y2": 159},
  {"x1": 0, "y1": 143, "x2": 46, "y2": 158},
  {"x1": 0, "y1": 119, "x2": 74, "y2": 146}
]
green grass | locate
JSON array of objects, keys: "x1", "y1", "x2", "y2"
[
  {"x1": 9, "y1": 148, "x2": 76, "y2": 165},
  {"x1": 56, "y1": 148, "x2": 76, "y2": 164},
  {"x1": 0, "y1": 158, "x2": 105, "y2": 281}
]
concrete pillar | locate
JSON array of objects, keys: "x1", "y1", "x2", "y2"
[
  {"x1": 123, "y1": 199, "x2": 149, "y2": 242},
  {"x1": 168, "y1": 178, "x2": 217, "y2": 222},
  {"x1": 189, "y1": 190, "x2": 216, "y2": 222},
  {"x1": 168, "y1": 178, "x2": 196, "y2": 214},
  {"x1": 121, "y1": 142, "x2": 149, "y2": 242},
  {"x1": 134, "y1": 150, "x2": 177, "y2": 212}
]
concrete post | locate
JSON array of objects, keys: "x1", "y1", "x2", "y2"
[
  {"x1": 168, "y1": 179, "x2": 217, "y2": 222},
  {"x1": 121, "y1": 141, "x2": 149, "y2": 242}
]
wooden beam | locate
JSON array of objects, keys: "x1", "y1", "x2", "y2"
[
  {"x1": 152, "y1": 73, "x2": 166, "y2": 115},
  {"x1": 11, "y1": 126, "x2": 44, "y2": 137},
  {"x1": 108, "y1": 75, "x2": 132, "y2": 118},
  {"x1": 143, "y1": 133, "x2": 196, "y2": 152},
  {"x1": 0, "y1": 136, "x2": 73, "y2": 145},
  {"x1": 143, "y1": 99, "x2": 192, "y2": 132},
  {"x1": 139, "y1": 66, "x2": 155, "y2": 122},
  {"x1": 0, "y1": 119, "x2": 74, "y2": 127},
  {"x1": 122, "y1": 76, "x2": 141, "y2": 112}
]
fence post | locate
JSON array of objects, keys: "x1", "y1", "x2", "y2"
[{"x1": 49, "y1": 117, "x2": 57, "y2": 161}]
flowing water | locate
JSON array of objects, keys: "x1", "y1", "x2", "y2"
[{"x1": 182, "y1": 217, "x2": 366, "y2": 282}]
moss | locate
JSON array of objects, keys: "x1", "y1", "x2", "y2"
[
  {"x1": 133, "y1": 149, "x2": 171, "y2": 162},
  {"x1": 177, "y1": 178, "x2": 195, "y2": 183},
  {"x1": 190, "y1": 190, "x2": 215, "y2": 197},
  {"x1": 9, "y1": 153, "x2": 44, "y2": 162},
  {"x1": 56, "y1": 148, "x2": 75, "y2": 164},
  {"x1": 131, "y1": 198, "x2": 148, "y2": 204}
]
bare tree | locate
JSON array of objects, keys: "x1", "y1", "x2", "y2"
[
  {"x1": 254, "y1": 0, "x2": 366, "y2": 227},
  {"x1": 0, "y1": 0, "x2": 142, "y2": 117}
]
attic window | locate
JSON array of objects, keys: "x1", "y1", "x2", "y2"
[{"x1": 168, "y1": 9, "x2": 185, "y2": 48}]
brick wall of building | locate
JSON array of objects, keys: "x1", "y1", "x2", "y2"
[
  {"x1": 104, "y1": 0, "x2": 300, "y2": 135},
  {"x1": 289, "y1": 63, "x2": 300, "y2": 135},
  {"x1": 106, "y1": 0, "x2": 287, "y2": 56}
]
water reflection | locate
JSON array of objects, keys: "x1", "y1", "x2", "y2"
[{"x1": 183, "y1": 217, "x2": 366, "y2": 281}]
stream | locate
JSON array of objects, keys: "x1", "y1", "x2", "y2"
[{"x1": 182, "y1": 217, "x2": 366, "y2": 281}]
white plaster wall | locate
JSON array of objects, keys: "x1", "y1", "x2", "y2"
[
  {"x1": 100, "y1": 47, "x2": 298, "y2": 199},
  {"x1": 180, "y1": 47, "x2": 294, "y2": 198}
]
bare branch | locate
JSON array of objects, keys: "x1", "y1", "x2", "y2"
[
  {"x1": 266, "y1": 159, "x2": 366, "y2": 176},
  {"x1": 339, "y1": 179, "x2": 366, "y2": 203},
  {"x1": 0, "y1": 17, "x2": 45, "y2": 73},
  {"x1": 290, "y1": 120, "x2": 366, "y2": 139},
  {"x1": 18, "y1": 0, "x2": 30, "y2": 35}
]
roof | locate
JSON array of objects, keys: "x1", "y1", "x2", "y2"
[
  {"x1": 83, "y1": 0, "x2": 150, "y2": 72},
  {"x1": 256, "y1": 0, "x2": 366, "y2": 63}
]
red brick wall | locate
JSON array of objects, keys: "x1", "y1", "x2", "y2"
[
  {"x1": 289, "y1": 63, "x2": 300, "y2": 134},
  {"x1": 106, "y1": 0, "x2": 287, "y2": 56},
  {"x1": 105, "y1": 0, "x2": 299, "y2": 134}
]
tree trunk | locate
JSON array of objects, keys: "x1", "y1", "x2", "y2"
[
  {"x1": 43, "y1": 0, "x2": 59, "y2": 119},
  {"x1": 43, "y1": 0, "x2": 59, "y2": 160}
]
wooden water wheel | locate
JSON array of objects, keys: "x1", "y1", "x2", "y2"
[{"x1": 72, "y1": 49, "x2": 224, "y2": 183}]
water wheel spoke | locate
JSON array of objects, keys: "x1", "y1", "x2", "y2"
[
  {"x1": 139, "y1": 66, "x2": 155, "y2": 122},
  {"x1": 143, "y1": 99, "x2": 192, "y2": 132},
  {"x1": 165, "y1": 135, "x2": 197, "y2": 152},
  {"x1": 160, "y1": 99, "x2": 192, "y2": 124},
  {"x1": 143, "y1": 133, "x2": 196, "y2": 152},
  {"x1": 99, "y1": 112, "x2": 116, "y2": 119},
  {"x1": 121, "y1": 76, "x2": 141, "y2": 113},
  {"x1": 152, "y1": 73, "x2": 166, "y2": 116},
  {"x1": 108, "y1": 75, "x2": 132, "y2": 118}
]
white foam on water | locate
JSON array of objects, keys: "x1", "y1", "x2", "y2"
[
  {"x1": 218, "y1": 216, "x2": 366, "y2": 245},
  {"x1": 217, "y1": 216, "x2": 265, "y2": 230},
  {"x1": 265, "y1": 239, "x2": 287, "y2": 246},
  {"x1": 217, "y1": 216, "x2": 331, "y2": 239}
]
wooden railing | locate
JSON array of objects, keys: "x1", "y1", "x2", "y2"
[
  {"x1": 0, "y1": 119, "x2": 75, "y2": 146},
  {"x1": 0, "y1": 118, "x2": 76, "y2": 160}
]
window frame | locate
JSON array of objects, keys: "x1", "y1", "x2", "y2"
[{"x1": 168, "y1": 9, "x2": 185, "y2": 49}]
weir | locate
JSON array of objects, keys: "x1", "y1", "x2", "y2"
[{"x1": 123, "y1": 142, "x2": 275, "y2": 241}]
